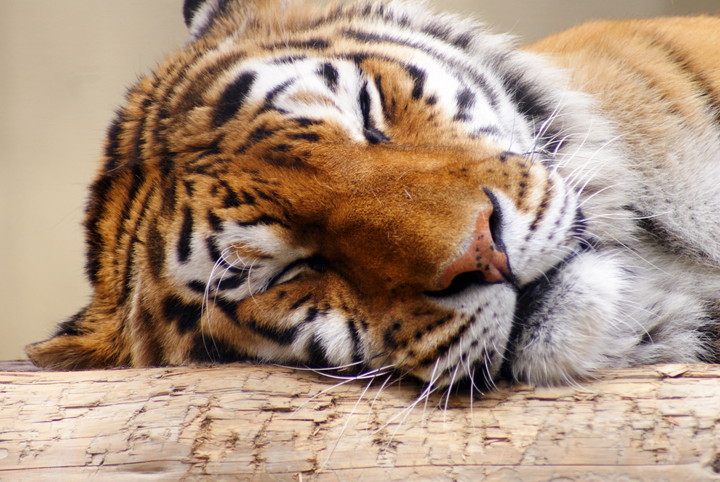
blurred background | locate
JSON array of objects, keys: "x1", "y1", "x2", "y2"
[{"x1": 2, "y1": 0, "x2": 718, "y2": 361}]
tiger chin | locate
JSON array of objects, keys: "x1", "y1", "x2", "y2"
[{"x1": 26, "y1": 0, "x2": 720, "y2": 390}]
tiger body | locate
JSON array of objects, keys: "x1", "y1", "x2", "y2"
[{"x1": 27, "y1": 0, "x2": 720, "y2": 388}]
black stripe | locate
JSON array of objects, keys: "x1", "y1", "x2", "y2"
[
  {"x1": 205, "y1": 235, "x2": 248, "y2": 274},
  {"x1": 347, "y1": 319, "x2": 364, "y2": 363},
  {"x1": 374, "y1": 75, "x2": 389, "y2": 121},
  {"x1": 213, "y1": 296, "x2": 241, "y2": 325},
  {"x1": 383, "y1": 321, "x2": 402, "y2": 350},
  {"x1": 84, "y1": 174, "x2": 116, "y2": 285},
  {"x1": 452, "y1": 32, "x2": 473, "y2": 50},
  {"x1": 406, "y1": 64, "x2": 426, "y2": 100},
  {"x1": 293, "y1": 118, "x2": 323, "y2": 128},
  {"x1": 128, "y1": 95, "x2": 151, "y2": 168},
  {"x1": 163, "y1": 295, "x2": 202, "y2": 334},
  {"x1": 103, "y1": 113, "x2": 124, "y2": 172},
  {"x1": 318, "y1": 63, "x2": 339, "y2": 92},
  {"x1": 288, "y1": 132, "x2": 320, "y2": 142},
  {"x1": 364, "y1": 127, "x2": 389, "y2": 144},
  {"x1": 186, "y1": 156, "x2": 230, "y2": 177},
  {"x1": 472, "y1": 126, "x2": 502, "y2": 138},
  {"x1": 173, "y1": 54, "x2": 245, "y2": 116},
  {"x1": 500, "y1": 71, "x2": 563, "y2": 153},
  {"x1": 250, "y1": 125, "x2": 278, "y2": 143},
  {"x1": 265, "y1": 258, "x2": 310, "y2": 289},
  {"x1": 207, "y1": 210, "x2": 223, "y2": 231},
  {"x1": 216, "y1": 275, "x2": 245, "y2": 291},
  {"x1": 190, "y1": 333, "x2": 249, "y2": 363},
  {"x1": 360, "y1": 3, "x2": 373, "y2": 17},
  {"x1": 240, "y1": 190, "x2": 256, "y2": 205},
  {"x1": 271, "y1": 54, "x2": 309, "y2": 65},
  {"x1": 501, "y1": 71, "x2": 551, "y2": 124},
  {"x1": 237, "y1": 214, "x2": 287, "y2": 228},
  {"x1": 265, "y1": 155, "x2": 307, "y2": 169},
  {"x1": 258, "y1": 79, "x2": 295, "y2": 114},
  {"x1": 206, "y1": 235, "x2": 223, "y2": 263},
  {"x1": 159, "y1": 156, "x2": 174, "y2": 180},
  {"x1": 55, "y1": 308, "x2": 89, "y2": 337},
  {"x1": 116, "y1": 163, "x2": 146, "y2": 245},
  {"x1": 454, "y1": 88, "x2": 476, "y2": 121},
  {"x1": 343, "y1": 29, "x2": 387, "y2": 45},
  {"x1": 248, "y1": 319, "x2": 297, "y2": 345},
  {"x1": 290, "y1": 293, "x2": 313, "y2": 310},
  {"x1": 304, "y1": 307, "x2": 319, "y2": 324},
  {"x1": 265, "y1": 38, "x2": 330, "y2": 50},
  {"x1": 421, "y1": 21, "x2": 453, "y2": 45},
  {"x1": 188, "y1": 280, "x2": 207, "y2": 293},
  {"x1": 306, "y1": 335, "x2": 329, "y2": 367},
  {"x1": 358, "y1": 82, "x2": 389, "y2": 144},
  {"x1": 183, "y1": 180, "x2": 195, "y2": 197},
  {"x1": 416, "y1": 319, "x2": 472, "y2": 366},
  {"x1": 359, "y1": 82, "x2": 372, "y2": 128},
  {"x1": 119, "y1": 233, "x2": 138, "y2": 306},
  {"x1": 160, "y1": 157, "x2": 177, "y2": 214},
  {"x1": 236, "y1": 125, "x2": 279, "y2": 153},
  {"x1": 221, "y1": 181, "x2": 240, "y2": 207},
  {"x1": 212, "y1": 71, "x2": 257, "y2": 127},
  {"x1": 177, "y1": 205, "x2": 194, "y2": 263},
  {"x1": 147, "y1": 218, "x2": 165, "y2": 282},
  {"x1": 251, "y1": 188, "x2": 275, "y2": 203}
]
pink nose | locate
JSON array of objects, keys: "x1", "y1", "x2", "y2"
[{"x1": 439, "y1": 206, "x2": 511, "y2": 289}]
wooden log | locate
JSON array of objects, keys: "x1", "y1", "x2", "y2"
[{"x1": 1, "y1": 361, "x2": 719, "y2": 480}]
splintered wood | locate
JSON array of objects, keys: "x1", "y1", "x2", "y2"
[{"x1": 0, "y1": 362, "x2": 719, "y2": 480}]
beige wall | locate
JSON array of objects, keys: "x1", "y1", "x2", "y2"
[{"x1": 2, "y1": 0, "x2": 718, "y2": 361}]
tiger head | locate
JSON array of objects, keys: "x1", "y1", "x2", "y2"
[{"x1": 26, "y1": 0, "x2": 632, "y2": 388}]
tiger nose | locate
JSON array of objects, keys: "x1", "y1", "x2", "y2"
[{"x1": 438, "y1": 206, "x2": 511, "y2": 289}]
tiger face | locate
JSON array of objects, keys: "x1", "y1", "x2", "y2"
[{"x1": 27, "y1": 0, "x2": 720, "y2": 389}]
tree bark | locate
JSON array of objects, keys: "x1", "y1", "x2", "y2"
[{"x1": 1, "y1": 361, "x2": 719, "y2": 480}]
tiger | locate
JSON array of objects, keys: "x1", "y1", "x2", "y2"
[{"x1": 26, "y1": 0, "x2": 720, "y2": 390}]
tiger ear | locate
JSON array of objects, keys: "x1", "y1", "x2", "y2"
[
  {"x1": 183, "y1": 0, "x2": 296, "y2": 40},
  {"x1": 183, "y1": 0, "x2": 231, "y2": 39}
]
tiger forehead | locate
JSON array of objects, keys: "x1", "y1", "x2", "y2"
[{"x1": 154, "y1": 15, "x2": 527, "y2": 154}]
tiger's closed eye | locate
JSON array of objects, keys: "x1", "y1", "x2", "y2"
[{"x1": 267, "y1": 254, "x2": 329, "y2": 288}]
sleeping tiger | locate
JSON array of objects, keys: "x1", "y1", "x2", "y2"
[{"x1": 27, "y1": 0, "x2": 720, "y2": 389}]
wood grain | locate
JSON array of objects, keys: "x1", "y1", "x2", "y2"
[{"x1": 1, "y1": 361, "x2": 719, "y2": 480}]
